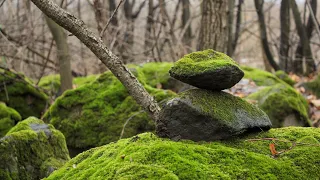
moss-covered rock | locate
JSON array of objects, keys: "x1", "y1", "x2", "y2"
[
  {"x1": 170, "y1": 49, "x2": 244, "y2": 90},
  {"x1": 46, "y1": 127, "x2": 320, "y2": 179},
  {"x1": 247, "y1": 84, "x2": 310, "y2": 127},
  {"x1": 305, "y1": 75, "x2": 320, "y2": 98},
  {"x1": 275, "y1": 70, "x2": 295, "y2": 86},
  {"x1": 0, "y1": 102, "x2": 21, "y2": 137},
  {"x1": 158, "y1": 89, "x2": 271, "y2": 141},
  {"x1": 241, "y1": 66, "x2": 286, "y2": 86},
  {"x1": 38, "y1": 74, "x2": 99, "y2": 96},
  {"x1": 0, "y1": 117, "x2": 70, "y2": 180},
  {"x1": 0, "y1": 69, "x2": 48, "y2": 119},
  {"x1": 43, "y1": 71, "x2": 176, "y2": 150}
]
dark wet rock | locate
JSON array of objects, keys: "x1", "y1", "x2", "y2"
[
  {"x1": 157, "y1": 89, "x2": 272, "y2": 141},
  {"x1": 0, "y1": 117, "x2": 69, "y2": 180},
  {"x1": 169, "y1": 49, "x2": 244, "y2": 90}
]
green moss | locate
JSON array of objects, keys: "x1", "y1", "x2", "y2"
[
  {"x1": 0, "y1": 103, "x2": 21, "y2": 137},
  {"x1": 275, "y1": 70, "x2": 295, "y2": 86},
  {"x1": 247, "y1": 84, "x2": 310, "y2": 127},
  {"x1": 170, "y1": 49, "x2": 239, "y2": 76},
  {"x1": 0, "y1": 117, "x2": 70, "y2": 180},
  {"x1": 43, "y1": 71, "x2": 176, "y2": 149},
  {"x1": 241, "y1": 66, "x2": 286, "y2": 86},
  {"x1": 47, "y1": 127, "x2": 320, "y2": 180},
  {"x1": 179, "y1": 89, "x2": 267, "y2": 124},
  {"x1": 0, "y1": 69, "x2": 48, "y2": 119},
  {"x1": 305, "y1": 75, "x2": 320, "y2": 98}
]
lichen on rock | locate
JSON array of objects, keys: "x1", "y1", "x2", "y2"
[
  {"x1": 246, "y1": 84, "x2": 310, "y2": 127},
  {"x1": 0, "y1": 117, "x2": 70, "y2": 180},
  {"x1": 169, "y1": 49, "x2": 244, "y2": 90},
  {"x1": 0, "y1": 102, "x2": 21, "y2": 137},
  {"x1": 43, "y1": 71, "x2": 176, "y2": 151},
  {"x1": 46, "y1": 127, "x2": 320, "y2": 180},
  {"x1": 0, "y1": 68, "x2": 48, "y2": 119}
]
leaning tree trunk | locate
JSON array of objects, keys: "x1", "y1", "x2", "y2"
[
  {"x1": 292, "y1": 0, "x2": 316, "y2": 74},
  {"x1": 45, "y1": 16, "x2": 73, "y2": 93},
  {"x1": 254, "y1": 0, "x2": 280, "y2": 71},
  {"x1": 197, "y1": 0, "x2": 227, "y2": 52},
  {"x1": 31, "y1": 0, "x2": 161, "y2": 122},
  {"x1": 279, "y1": 0, "x2": 290, "y2": 72}
]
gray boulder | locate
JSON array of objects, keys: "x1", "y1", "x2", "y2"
[
  {"x1": 157, "y1": 89, "x2": 272, "y2": 141},
  {"x1": 169, "y1": 49, "x2": 244, "y2": 90}
]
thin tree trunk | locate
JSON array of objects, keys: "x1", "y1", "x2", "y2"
[
  {"x1": 227, "y1": 0, "x2": 235, "y2": 56},
  {"x1": 181, "y1": 0, "x2": 192, "y2": 48},
  {"x1": 31, "y1": 0, "x2": 160, "y2": 121},
  {"x1": 45, "y1": 16, "x2": 73, "y2": 93},
  {"x1": 279, "y1": 0, "x2": 290, "y2": 72},
  {"x1": 291, "y1": 0, "x2": 316, "y2": 74},
  {"x1": 231, "y1": 0, "x2": 243, "y2": 57},
  {"x1": 254, "y1": 0, "x2": 280, "y2": 71},
  {"x1": 197, "y1": 0, "x2": 227, "y2": 52},
  {"x1": 144, "y1": 0, "x2": 154, "y2": 57}
]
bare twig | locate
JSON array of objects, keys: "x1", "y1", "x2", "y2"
[
  {"x1": 100, "y1": 0, "x2": 125, "y2": 38},
  {"x1": 120, "y1": 110, "x2": 144, "y2": 139},
  {"x1": 36, "y1": 39, "x2": 55, "y2": 85}
]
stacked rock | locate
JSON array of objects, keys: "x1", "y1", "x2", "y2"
[{"x1": 157, "y1": 49, "x2": 272, "y2": 141}]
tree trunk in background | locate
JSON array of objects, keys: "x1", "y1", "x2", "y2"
[
  {"x1": 292, "y1": 0, "x2": 316, "y2": 74},
  {"x1": 231, "y1": 0, "x2": 243, "y2": 57},
  {"x1": 227, "y1": 0, "x2": 235, "y2": 57},
  {"x1": 198, "y1": 0, "x2": 226, "y2": 52},
  {"x1": 254, "y1": 0, "x2": 280, "y2": 71},
  {"x1": 181, "y1": 0, "x2": 192, "y2": 49},
  {"x1": 45, "y1": 16, "x2": 73, "y2": 93},
  {"x1": 144, "y1": 0, "x2": 154, "y2": 57},
  {"x1": 279, "y1": 0, "x2": 290, "y2": 72}
]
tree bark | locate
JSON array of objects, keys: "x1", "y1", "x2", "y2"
[
  {"x1": 292, "y1": 0, "x2": 316, "y2": 74},
  {"x1": 181, "y1": 0, "x2": 192, "y2": 48},
  {"x1": 31, "y1": 0, "x2": 160, "y2": 121},
  {"x1": 231, "y1": 0, "x2": 243, "y2": 57},
  {"x1": 144, "y1": 0, "x2": 154, "y2": 57},
  {"x1": 279, "y1": 0, "x2": 290, "y2": 72},
  {"x1": 227, "y1": 0, "x2": 235, "y2": 57},
  {"x1": 254, "y1": 0, "x2": 280, "y2": 71},
  {"x1": 45, "y1": 16, "x2": 73, "y2": 93},
  {"x1": 198, "y1": 0, "x2": 226, "y2": 52}
]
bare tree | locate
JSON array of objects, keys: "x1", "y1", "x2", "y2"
[
  {"x1": 197, "y1": 0, "x2": 226, "y2": 52},
  {"x1": 279, "y1": 0, "x2": 290, "y2": 72},
  {"x1": 30, "y1": 0, "x2": 161, "y2": 124},
  {"x1": 181, "y1": 0, "x2": 192, "y2": 49},
  {"x1": 292, "y1": 0, "x2": 316, "y2": 74},
  {"x1": 254, "y1": 0, "x2": 280, "y2": 71},
  {"x1": 45, "y1": 16, "x2": 73, "y2": 93},
  {"x1": 230, "y1": 0, "x2": 243, "y2": 57},
  {"x1": 227, "y1": 0, "x2": 235, "y2": 56}
]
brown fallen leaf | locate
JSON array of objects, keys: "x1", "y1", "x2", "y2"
[{"x1": 269, "y1": 143, "x2": 278, "y2": 156}]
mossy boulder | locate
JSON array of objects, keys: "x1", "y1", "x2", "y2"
[
  {"x1": 305, "y1": 75, "x2": 320, "y2": 98},
  {"x1": 38, "y1": 74, "x2": 99, "y2": 96},
  {"x1": 157, "y1": 89, "x2": 271, "y2": 141},
  {"x1": 169, "y1": 49, "x2": 244, "y2": 90},
  {"x1": 0, "y1": 102, "x2": 21, "y2": 137},
  {"x1": 241, "y1": 66, "x2": 286, "y2": 86},
  {"x1": 275, "y1": 70, "x2": 295, "y2": 86},
  {"x1": 247, "y1": 84, "x2": 310, "y2": 127},
  {"x1": 43, "y1": 71, "x2": 176, "y2": 151},
  {"x1": 46, "y1": 127, "x2": 320, "y2": 179},
  {"x1": 0, "y1": 69, "x2": 48, "y2": 119},
  {"x1": 0, "y1": 117, "x2": 70, "y2": 180}
]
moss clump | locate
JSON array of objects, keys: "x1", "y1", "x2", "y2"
[
  {"x1": 0, "y1": 103, "x2": 21, "y2": 137},
  {"x1": 46, "y1": 127, "x2": 320, "y2": 180},
  {"x1": 305, "y1": 75, "x2": 320, "y2": 98},
  {"x1": 0, "y1": 117, "x2": 70, "y2": 180},
  {"x1": 137, "y1": 62, "x2": 173, "y2": 88},
  {"x1": 275, "y1": 70, "x2": 295, "y2": 86},
  {"x1": 247, "y1": 84, "x2": 310, "y2": 127},
  {"x1": 170, "y1": 49, "x2": 239, "y2": 76},
  {"x1": 43, "y1": 71, "x2": 176, "y2": 150},
  {"x1": 241, "y1": 66, "x2": 286, "y2": 86},
  {"x1": 0, "y1": 69, "x2": 48, "y2": 119}
]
